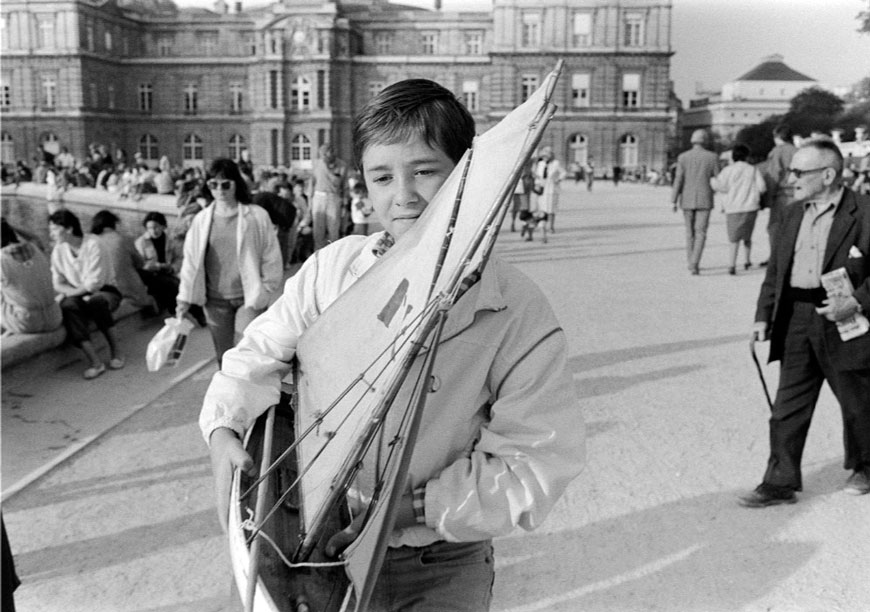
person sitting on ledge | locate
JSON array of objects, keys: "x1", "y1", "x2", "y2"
[
  {"x1": 49, "y1": 209, "x2": 126, "y2": 380},
  {"x1": 1, "y1": 218, "x2": 63, "y2": 336}
]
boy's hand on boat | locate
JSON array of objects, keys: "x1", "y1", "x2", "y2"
[
  {"x1": 208, "y1": 427, "x2": 256, "y2": 531},
  {"x1": 324, "y1": 513, "x2": 365, "y2": 558}
]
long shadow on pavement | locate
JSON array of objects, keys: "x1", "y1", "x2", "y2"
[{"x1": 492, "y1": 461, "x2": 843, "y2": 612}]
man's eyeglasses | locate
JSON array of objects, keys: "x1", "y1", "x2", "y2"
[
  {"x1": 207, "y1": 179, "x2": 234, "y2": 190},
  {"x1": 787, "y1": 167, "x2": 829, "y2": 179}
]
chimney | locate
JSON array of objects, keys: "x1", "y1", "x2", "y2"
[
  {"x1": 856, "y1": 127, "x2": 867, "y2": 142},
  {"x1": 832, "y1": 129, "x2": 842, "y2": 145},
  {"x1": 234, "y1": 0, "x2": 242, "y2": 12},
  {"x1": 434, "y1": 0, "x2": 442, "y2": 9}
]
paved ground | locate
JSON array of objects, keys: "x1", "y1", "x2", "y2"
[{"x1": 3, "y1": 181, "x2": 868, "y2": 612}]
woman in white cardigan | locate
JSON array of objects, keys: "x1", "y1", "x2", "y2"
[
  {"x1": 711, "y1": 143, "x2": 767, "y2": 275},
  {"x1": 176, "y1": 158, "x2": 282, "y2": 365}
]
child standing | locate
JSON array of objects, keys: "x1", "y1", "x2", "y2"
[
  {"x1": 349, "y1": 183, "x2": 374, "y2": 235},
  {"x1": 200, "y1": 78, "x2": 584, "y2": 611}
]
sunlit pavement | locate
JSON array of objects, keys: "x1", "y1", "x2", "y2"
[{"x1": 3, "y1": 181, "x2": 867, "y2": 612}]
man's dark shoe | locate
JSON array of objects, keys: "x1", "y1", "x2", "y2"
[
  {"x1": 738, "y1": 483, "x2": 797, "y2": 508},
  {"x1": 844, "y1": 469, "x2": 870, "y2": 495}
]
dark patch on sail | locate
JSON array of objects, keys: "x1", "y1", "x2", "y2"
[{"x1": 378, "y1": 278, "x2": 410, "y2": 327}]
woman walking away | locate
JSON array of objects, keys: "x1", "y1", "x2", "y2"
[
  {"x1": 49, "y1": 209, "x2": 125, "y2": 379},
  {"x1": 711, "y1": 143, "x2": 766, "y2": 275},
  {"x1": 176, "y1": 158, "x2": 282, "y2": 366}
]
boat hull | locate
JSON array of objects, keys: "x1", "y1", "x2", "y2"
[{"x1": 229, "y1": 399, "x2": 352, "y2": 612}]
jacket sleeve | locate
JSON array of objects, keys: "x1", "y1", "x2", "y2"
[
  {"x1": 199, "y1": 253, "x2": 322, "y2": 442},
  {"x1": 424, "y1": 303, "x2": 585, "y2": 541},
  {"x1": 257, "y1": 211, "x2": 283, "y2": 293},
  {"x1": 671, "y1": 157, "x2": 685, "y2": 203},
  {"x1": 177, "y1": 212, "x2": 204, "y2": 304},
  {"x1": 80, "y1": 239, "x2": 109, "y2": 292}
]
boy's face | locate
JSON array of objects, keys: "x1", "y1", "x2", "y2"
[{"x1": 361, "y1": 135, "x2": 455, "y2": 240}]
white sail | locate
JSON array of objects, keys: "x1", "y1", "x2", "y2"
[{"x1": 292, "y1": 63, "x2": 562, "y2": 607}]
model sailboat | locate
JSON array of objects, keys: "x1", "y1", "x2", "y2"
[{"x1": 228, "y1": 62, "x2": 563, "y2": 612}]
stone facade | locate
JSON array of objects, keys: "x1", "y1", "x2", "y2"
[{"x1": 2, "y1": 0, "x2": 674, "y2": 176}]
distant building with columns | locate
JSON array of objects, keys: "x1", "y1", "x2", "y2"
[
  {"x1": 1, "y1": 0, "x2": 675, "y2": 176},
  {"x1": 681, "y1": 54, "x2": 816, "y2": 147}
]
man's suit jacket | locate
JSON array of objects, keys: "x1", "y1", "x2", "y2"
[
  {"x1": 755, "y1": 188, "x2": 870, "y2": 370},
  {"x1": 671, "y1": 146, "x2": 719, "y2": 210}
]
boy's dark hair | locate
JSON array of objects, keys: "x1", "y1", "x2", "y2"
[
  {"x1": 773, "y1": 124, "x2": 793, "y2": 142},
  {"x1": 143, "y1": 211, "x2": 168, "y2": 227},
  {"x1": 731, "y1": 143, "x2": 750, "y2": 163},
  {"x1": 1, "y1": 218, "x2": 19, "y2": 247},
  {"x1": 352, "y1": 79, "x2": 475, "y2": 169},
  {"x1": 206, "y1": 157, "x2": 252, "y2": 203},
  {"x1": 48, "y1": 209, "x2": 83, "y2": 237},
  {"x1": 91, "y1": 209, "x2": 119, "y2": 235}
]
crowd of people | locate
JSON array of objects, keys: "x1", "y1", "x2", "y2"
[{"x1": 0, "y1": 141, "x2": 384, "y2": 377}]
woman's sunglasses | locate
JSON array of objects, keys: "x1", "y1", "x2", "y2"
[{"x1": 207, "y1": 179, "x2": 234, "y2": 190}]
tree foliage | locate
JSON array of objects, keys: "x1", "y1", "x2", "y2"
[
  {"x1": 780, "y1": 87, "x2": 845, "y2": 137},
  {"x1": 859, "y1": 0, "x2": 870, "y2": 33},
  {"x1": 735, "y1": 116, "x2": 782, "y2": 163}
]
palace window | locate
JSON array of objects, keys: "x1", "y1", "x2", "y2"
[
  {"x1": 90, "y1": 83, "x2": 98, "y2": 108},
  {"x1": 42, "y1": 75, "x2": 56, "y2": 108},
  {"x1": 138, "y1": 83, "x2": 153, "y2": 112},
  {"x1": 107, "y1": 84, "x2": 115, "y2": 109},
  {"x1": 291, "y1": 76, "x2": 311, "y2": 111},
  {"x1": 291, "y1": 134, "x2": 312, "y2": 164},
  {"x1": 184, "y1": 84, "x2": 198, "y2": 114},
  {"x1": 620, "y1": 134, "x2": 638, "y2": 167},
  {"x1": 269, "y1": 71, "x2": 279, "y2": 109},
  {"x1": 462, "y1": 80, "x2": 479, "y2": 112},
  {"x1": 105, "y1": 30, "x2": 113, "y2": 52},
  {"x1": 464, "y1": 31, "x2": 483, "y2": 55},
  {"x1": 521, "y1": 12, "x2": 541, "y2": 48},
  {"x1": 622, "y1": 73, "x2": 640, "y2": 109},
  {"x1": 86, "y1": 22, "x2": 95, "y2": 51},
  {"x1": 421, "y1": 32, "x2": 438, "y2": 55},
  {"x1": 182, "y1": 134, "x2": 203, "y2": 163},
  {"x1": 157, "y1": 34, "x2": 174, "y2": 56},
  {"x1": 230, "y1": 83, "x2": 243, "y2": 113},
  {"x1": 573, "y1": 12, "x2": 592, "y2": 47},
  {"x1": 569, "y1": 134, "x2": 588, "y2": 165},
  {"x1": 198, "y1": 31, "x2": 218, "y2": 55},
  {"x1": 37, "y1": 15, "x2": 55, "y2": 49},
  {"x1": 1, "y1": 78, "x2": 10, "y2": 109},
  {"x1": 374, "y1": 31, "x2": 393, "y2": 54},
  {"x1": 316, "y1": 70, "x2": 325, "y2": 109},
  {"x1": 368, "y1": 81, "x2": 385, "y2": 100},
  {"x1": 1, "y1": 132, "x2": 14, "y2": 163},
  {"x1": 624, "y1": 13, "x2": 645, "y2": 47},
  {"x1": 571, "y1": 73, "x2": 590, "y2": 108},
  {"x1": 228, "y1": 134, "x2": 246, "y2": 160},
  {"x1": 139, "y1": 134, "x2": 158, "y2": 161},
  {"x1": 521, "y1": 74, "x2": 539, "y2": 102}
]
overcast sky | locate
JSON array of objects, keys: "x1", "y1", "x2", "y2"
[{"x1": 177, "y1": 0, "x2": 870, "y2": 104}]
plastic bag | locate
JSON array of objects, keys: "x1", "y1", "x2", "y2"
[{"x1": 146, "y1": 317, "x2": 195, "y2": 372}]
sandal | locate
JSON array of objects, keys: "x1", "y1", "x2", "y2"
[
  {"x1": 83, "y1": 363, "x2": 107, "y2": 380},
  {"x1": 108, "y1": 356, "x2": 126, "y2": 370}
]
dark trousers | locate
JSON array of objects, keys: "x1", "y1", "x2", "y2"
[
  {"x1": 59, "y1": 290, "x2": 120, "y2": 346},
  {"x1": 138, "y1": 270, "x2": 179, "y2": 313},
  {"x1": 682, "y1": 209, "x2": 710, "y2": 271},
  {"x1": 763, "y1": 300, "x2": 870, "y2": 490}
]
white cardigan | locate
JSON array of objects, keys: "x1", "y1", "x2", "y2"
[
  {"x1": 177, "y1": 203, "x2": 282, "y2": 310},
  {"x1": 710, "y1": 161, "x2": 767, "y2": 214}
]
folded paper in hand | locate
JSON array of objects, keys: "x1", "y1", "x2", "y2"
[
  {"x1": 146, "y1": 317, "x2": 195, "y2": 371},
  {"x1": 820, "y1": 268, "x2": 870, "y2": 341}
]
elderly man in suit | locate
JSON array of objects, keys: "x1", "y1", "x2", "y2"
[
  {"x1": 740, "y1": 139, "x2": 870, "y2": 507},
  {"x1": 672, "y1": 129, "x2": 720, "y2": 275}
]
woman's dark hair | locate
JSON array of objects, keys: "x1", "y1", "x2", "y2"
[
  {"x1": 205, "y1": 158, "x2": 251, "y2": 203},
  {"x1": 732, "y1": 143, "x2": 750, "y2": 163},
  {"x1": 1, "y1": 218, "x2": 19, "y2": 248},
  {"x1": 142, "y1": 211, "x2": 168, "y2": 227},
  {"x1": 352, "y1": 79, "x2": 475, "y2": 170},
  {"x1": 91, "y1": 209, "x2": 120, "y2": 235},
  {"x1": 48, "y1": 209, "x2": 83, "y2": 237}
]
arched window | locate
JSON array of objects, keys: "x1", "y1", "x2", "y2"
[
  {"x1": 40, "y1": 132, "x2": 60, "y2": 155},
  {"x1": 228, "y1": 134, "x2": 246, "y2": 161},
  {"x1": 291, "y1": 76, "x2": 311, "y2": 111},
  {"x1": 568, "y1": 133, "x2": 588, "y2": 165},
  {"x1": 182, "y1": 133, "x2": 203, "y2": 168},
  {"x1": 619, "y1": 133, "x2": 638, "y2": 168},
  {"x1": 139, "y1": 134, "x2": 159, "y2": 162},
  {"x1": 1, "y1": 132, "x2": 14, "y2": 164},
  {"x1": 290, "y1": 134, "x2": 312, "y2": 169}
]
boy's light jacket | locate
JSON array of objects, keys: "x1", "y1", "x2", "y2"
[
  {"x1": 177, "y1": 203, "x2": 282, "y2": 310},
  {"x1": 200, "y1": 232, "x2": 585, "y2": 546}
]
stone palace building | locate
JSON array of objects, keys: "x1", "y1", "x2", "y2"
[{"x1": 1, "y1": 0, "x2": 675, "y2": 176}]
